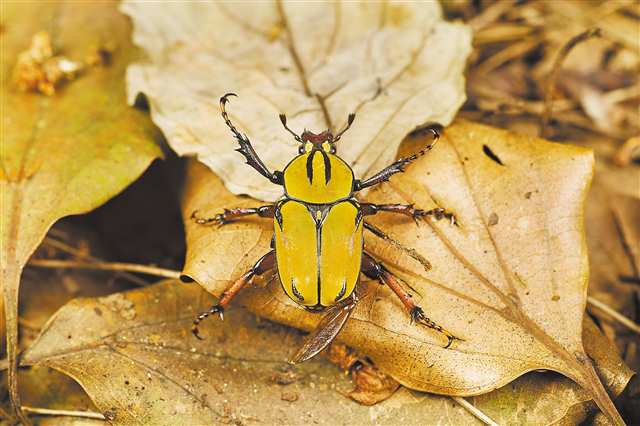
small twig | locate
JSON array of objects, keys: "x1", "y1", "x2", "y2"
[
  {"x1": 43, "y1": 237, "x2": 149, "y2": 286},
  {"x1": 0, "y1": 404, "x2": 11, "y2": 420},
  {"x1": 468, "y1": 0, "x2": 516, "y2": 32},
  {"x1": 28, "y1": 259, "x2": 181, "y2": 280},
  {"x1": 540, "y1": 27, "x2": 602, "y2": 137},
  {"x1": 452, "y1": 397, "x2": 499, "y2": 426},
  {"x1": 613, "y1": 136, "x2": 640, "y2": 167},
  {"x1": 21, "y1": 406, "x2": 105, "y2": 421},
  {"x1": 587, "y1": 296, "x2": 640, "y2": 334}
]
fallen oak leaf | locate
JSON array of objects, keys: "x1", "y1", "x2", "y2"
[
  {"x1": 470, "y1": 317, "x2": 634, "y2": 425},
  {"x1": 0, "y1": 1, "x2": 161, "y2": 421},
  {"x1": 121, "y1": 0, "x2": 472, "y2": 201},
  {"x1": 325, "y1": 343, "x2": 400, "y2": 406},
  {"x1": 19, "y1": 279, "x2": 630, "y2": 425},
  {"x1": 180, "y1": 120, "x2": 629, "y2": 424},
  {"x1": 22, "y1": 280, "x2": 482, "y2": 426}
]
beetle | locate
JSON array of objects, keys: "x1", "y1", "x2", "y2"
[{"x1": 191, "y1": 93, "x2": 461, "y2": 362}]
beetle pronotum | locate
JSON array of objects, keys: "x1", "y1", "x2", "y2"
[{"x1": 191, "y1": 93, "x2": 461, "y2": 363}]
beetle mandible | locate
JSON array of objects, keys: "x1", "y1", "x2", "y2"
[{"x1": 191, "y1": 93, "x2": 461, "y2": 362}]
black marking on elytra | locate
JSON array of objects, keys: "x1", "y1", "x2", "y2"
[
  {"x1": 354, "y1": 209, "x2": 363, "y2": 228},
  {"x1": 482, "y1": 145, "x2": 504, "y2": 166},
  {"x1": 291, "y1": 279, "x2": 305, "y2": 301},
  {"x1": 335, "y1": 279, "x2": 347, "y2": 302},
  {"x1": 275, "y1": 203, "x2": 284, "y2": 230}
]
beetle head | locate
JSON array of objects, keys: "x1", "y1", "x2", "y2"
[{"x1": 279, "y1": 113, "x2": 355, "y2": 155}]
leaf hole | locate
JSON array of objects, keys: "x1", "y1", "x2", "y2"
[{"x1": 482, "y1": 145, "x2": 504, "y2": 166}]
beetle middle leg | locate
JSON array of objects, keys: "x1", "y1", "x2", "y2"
[
  {"x1": 362, "y1": 203, "x2": 457, "y2": 225},
  {"x1": 361, "y1": 252, "x2": 461, "y2": 348},
  {"x1": 192, "y1": 250, "x2": 276, "y2": 339},
  {"x1": 191, "y1": 204, "x2": 275, "y2": 226},
  {"x1": 363, "y1": 221, "x2": 432, "y2": 272}
]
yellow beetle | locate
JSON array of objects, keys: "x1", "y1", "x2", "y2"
[{"x1": 192, "y1": 93, "x2": 460, "y2": 362}]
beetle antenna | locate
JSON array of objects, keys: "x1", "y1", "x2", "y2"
[
  {"x1": 279, "y1": 114, "x2": 303, "y2": 143},
  {"x1": 333, "y1": 113, "x2": 355, "y2": 143}
]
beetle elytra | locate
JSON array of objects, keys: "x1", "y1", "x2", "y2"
[{"x1": 191, "y1": 93, "x2": 460, "y2": 363}]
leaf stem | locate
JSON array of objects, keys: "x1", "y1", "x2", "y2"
[
  {"x1": 27, "y1": 259, "x2": 181, "y2": 279},
  {"x1": 43, "y1": 237, "x2": 150, "y2": 286},
  {"x1": 1, "y1": 263, "x2": 32, "y2": 425},
  {"x1": 21, "y1": 406, "x2": 105, "y2": 421},
  {"x1": 451, "y1": 397, "x2": 499, "y2": 426},
  {"x1": 587, "y1": 296, "x2": 640, "y2": 334}
]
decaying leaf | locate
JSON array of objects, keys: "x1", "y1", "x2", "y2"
[
  {"x1": 13, "y1": 30, "x2": 83, "y2": 96},
  {"x1": 23, "y1": 281, "x2": 482, "y2": 425},
  {"x1": 0, "y1": 1, "x2": 162, "y2": 419},
  {"x1": 21, "y1": 280, "x2": 632, "y2": 425},
  {"x1": 325, "y1": 343, "x2": 400, "y2": 406},
  {"x1": 181, "y1": 120, "x2": 632, "y2": 423},
  {"x1": 121, "y1": 1, "x2": 472, "y2": 201}
]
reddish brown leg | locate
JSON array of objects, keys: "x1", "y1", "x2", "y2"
[
  {"x1": 191, "y1": 204, "x2": 275, "y2": 226},
  {"x1": 361, "y1": 252, "x2": 461, "y2": 348},
  {"x1": 361, "y1": 203, "x2": 457, "y2": 225},
  {"x1": 192, "y1": 250, "x2": 276, "y2": 339}
]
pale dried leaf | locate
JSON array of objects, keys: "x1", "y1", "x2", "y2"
[
  {"x1": 121, "y1": 1, "x2": 471, "y2": 201},
  {"x1": 181, "y1": 120, "x2": 630, "y2": 423}
]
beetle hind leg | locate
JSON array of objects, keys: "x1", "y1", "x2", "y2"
[
  {"x1": 191, "y1": 250, "x2": 276, "y2": 339},
  {"x1": 361, "y1": 252, "x2": 462, "y2": 348},
  {"x1": 410, "y1": 307, "x2": 460, "y2": 349}
]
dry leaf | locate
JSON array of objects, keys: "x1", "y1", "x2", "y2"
[
  {"x1": 21, "y1": 280, "x2": 631, "y2": 425},
  {"x1": 121, "y1": 1, "x2": 472, "y2": 201},
  {"x1": 471, "y1": 318, "x2": 633, "y2": 425},
  {"x1": 325, "y1": 343, "x2": 401, "y2": 406},
  {"x1": 22, "y1": 281, "x2": 482, "y2": 425},
  {"x1": 0, "y1": 1, "x2": 161, "y2": 419},
  {"x1": 181, "y1": 120, "x2": 631, "y2": 424}
]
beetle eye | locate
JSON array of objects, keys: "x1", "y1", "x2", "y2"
[
  {"x1": 330, "y1": 145, "x2": 336, "y2": 154},
  {"x1": 298, "y1": 145, "x2": 305, "y2": 154}
]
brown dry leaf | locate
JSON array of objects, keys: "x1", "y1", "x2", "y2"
[
  {"x1": 582, "y1": 135, "x2": 639, "y2": 370},
  {"x1": 325, "y1": 343, "x2": 401, "y2": 406},
  {"x1": 22, "y1": 280, "x2": 481, "y2": 425},
  {"x1": 20, "y1": 280, "x2": 631, "y2": 425},
  {"x1": 181, "y1": 120, "x2": 632, "y2": 424},
  {"x1": 0, "y1": 1, "x2": 162, "y2": 419},
  {"x1": 471, "y1": 318, "x2": 632, "y2": 425},
  {"x1": 587, "y1": 182, "x2": 639, "y2": 333},
  {"x1": 121, "y1": 1, "x2": 472, "y2": 201}
]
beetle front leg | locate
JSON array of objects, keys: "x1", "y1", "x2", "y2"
[
  {"x1": 191, "y1": 204, "x2": 275, "y2": 226},
  {"x1": 220, "y1": 93, "x2": 283, "y2": 185},
  {"x1": 362, "y1": 203, "x2": 457, "y2": 225},
  {"x1": 192, "y1": 250, "x2": 276, "y2": 339},
  {"x1": 361, "y1": 252, "x2": 462, "y2": 348}
]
